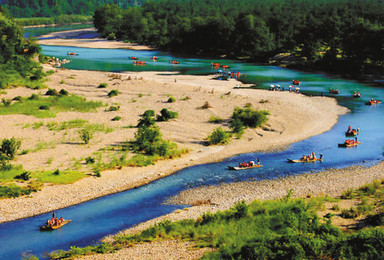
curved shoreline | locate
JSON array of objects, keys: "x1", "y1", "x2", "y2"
[{"x1": 0, "y1": 65, "x2": 347, "y2": 223}]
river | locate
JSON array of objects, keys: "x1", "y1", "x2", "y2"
[{"x1": 0, "y1": 27, "x2": 382, "y2": 259}]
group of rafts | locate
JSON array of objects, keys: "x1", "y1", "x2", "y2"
[{"x1": 229, "y1": 79, "x2": 380, "y2": 169}]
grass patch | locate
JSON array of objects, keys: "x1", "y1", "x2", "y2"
[
  {"x1": 34, "y1": 170, "x2": 85, "y2": 184},
  {"x1": 0, "y1": 94, "x2": 103, "y2": 118}
]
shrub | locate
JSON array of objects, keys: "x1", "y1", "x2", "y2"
[
  {"x1": 2, "y1": 98, "x2": 11, "y2": 106},
  {"x1": 207, "y1": 127, "x2": 231, "y2": 145},
  {"x1": 156, "y1": 108, "x2": 178, "y2": 121},
  {"x1": 167, "y1": 96, "x2": 176, "y2": 103},
  {"x1": 45, "y1": 88, "x2": 58, "y2": 96},
  {"x1": 231, "y1": 105, "x2": 269, "y2": 128},
  {"x1": 98, "y1": 83, "x2": 107, "y2": 88},
  {"x1": 143, "y1": 110, "x2": 155, "y2": 117},
  {"x1": 59, "y1": 80, "x2": 66, "y2": 84},
  {"x1": 111, "y1": 116, "x2": 122, "y2": 121},
  {"x1": 14, "y1": 171, "x2": 31, "y2": 181},
  {"x1": 108, "y1": 89, "x2": 119, "y2": 97},
  {"x1": 137, "y1": 112, "x2": 156, "y2": 127},
  {"x1": 12, "y1": 96, "x2": 22, "y2": 101},
  {"x1": 0, "y1": 137, "x2": 21, "y2": 160},
  {"x1": 229, "y1": 118, "x2": 245, "y2": 137},
  {"x1": 107, "y1": 32, "x2": 116, "y2": 40},
  {"x1": 209, "y1": 115, "x2": 224, "y2": 123},
  {"x1": 28, "y1": 94, "x2": 40, "y2": 100},
  {"x1": 59, "y1": 89, "x2": 69, "y2": 96},
  {"x1": 107, "y1": 105, "x2": 120, "y2": 112},
  {"x1": 78, "y1": 128, "x2": 93, "y2": 144},
  {"x1": 85, "y1": 157, "x2": 95, "y2": 164},
  {"x1": 39, "y1": 105, "x2": 50, "y2": 110}
]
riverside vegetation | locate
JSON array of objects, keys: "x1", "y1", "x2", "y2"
[{"x1": 49, "y1": 178, "x2": 384, "y2": 259}]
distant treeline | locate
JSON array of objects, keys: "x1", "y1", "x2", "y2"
[
  {"x1": 15, "y1": 14, "x2": 93, "y2": 26},
  {"x1": 2, "y1": 0, "x2": 143, "y2": 18},
  {"x1": 94, "y1": 0, "x2": 384, "y2": 73},
  {"x1": 16, "y1": 14, "x2": 92, "y2": 26}
]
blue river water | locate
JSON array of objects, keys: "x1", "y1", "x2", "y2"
[{"x1": 0, "y1": 30, "x2": 383, "y2": 259}]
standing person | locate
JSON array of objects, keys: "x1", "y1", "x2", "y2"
[{"x1": 52, "y1": 211, "x2": 56, "y2": 219}]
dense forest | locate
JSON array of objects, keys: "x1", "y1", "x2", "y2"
[
  {"x1": 0, "y1": 7, "x2": 45, "y2": 89},
  {"x1": 93, "y1": 0, "x2": 384, "y2": 74},
  {"x1": 1, "y1": 0, "x2": 143, "y2": 18}
]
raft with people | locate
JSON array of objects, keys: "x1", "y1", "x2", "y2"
[
  {"x1": 366, "y1": 99, "x2": 381, "y2": 105},
  {"x1": 287, "y1": 153, "x2": 323, "y2": 163},
  {"x1": 345, "y1": 126, "x2": 359, "y2": 136},
  {"x1": 292, "y1": 80, "x2": 301, "y2": 85},
  {"x1": 228, "y1": 160, "x2": 262, "y2": 170},
  {"x1": 40, "y1": 217, "x2": 71, "y2": 231},
  {"x1": 67, "y1": 52, "x2": 78, "y2": 56},
  {"x1": 338, "y1": 139, "x2": 361, "y2": 148},
  {"x1": 329, "y1": 88, "x2": 339, "y2": 94},
  {"x1": 352, "y1": 91, "x2": 361, "y2": 98}
]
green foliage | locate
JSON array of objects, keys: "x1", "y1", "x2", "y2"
[
  {"x1": 231, "y1": 105, "x2": 269, "y2": 129},
  {"x1": 207, "y1": 127, "x2": 231, "y2": 145},
  {"x1": 14, "y1": 171, "x2": 31, "y2": 181},
  {"x1": 98, "y1": 83, "x2": 108, "y2": 88},
  {"x1": 34, "y1": 170, "x2": 85, "y2": 184},
  {"x1": 0, "y1": 94, "x2": 103, "y2": 118},
  {"x1": 107, "y1": 32, "x2": 116, "y2": 40},
  {"x1": 59, "y1": 89, "x2": 69, "y2": 96},
  {"x1": 45, "y1": 88, "x2": 58, "y2": 96},
  {"x1": 107, "y1": 89, "x2": 119, "y2": 97},
  {"x1": 137, "y1": 111, "x2": 156, "y2": 128},
  {"x1": 111, "y1": 116, "x2": 122, "y2": 121},
  {"x1": 0, "y1": 137, "x2": 21, "y2": 160},
  {"x1": 208, "y1": 115, "x2": 224, "y2": 123},
  {"x1": 156, "y1": 108, "x2": 178, "y2": 122},
  {"x1": 85, "y1": 156, "x2": 95, "y2": 164},
  {"x1": 167, "y1": 96, "x2": 176, "y2": 103},
  {"x1": 78, "y1": 128, "x2": 93, "y2": 144}
]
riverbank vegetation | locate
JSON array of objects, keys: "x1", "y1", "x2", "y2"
[
  {"x1": 49, "y1": 178, "x2": 384, "y2": 259},
  {"x1": 0, "y1": 7, "x2": 47, "y2": 90},
  {"x1": 93, "y1": 0, "x2": 384, "y2": 75}
]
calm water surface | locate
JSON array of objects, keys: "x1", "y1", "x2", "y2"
[{"x1": 1, "y1": 41, "x2": 383, "y2": 259}]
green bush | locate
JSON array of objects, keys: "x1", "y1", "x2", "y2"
[
  {"x1": 0, "y1": 137, "x2": 21, "y2": 160},
  {"x1": 14, "y1": 171, "x2": 31, "y2": 181},
  {"x1": 167, "y1": 96, "x2": 176, "y2": 103},
  {"x1": 39, "y1": 105, "x2": 50, "y2": 110},
  {"x1": 156, "y1": 108, "x2": 178, "y2": 121},
  {"x1": 98, "y1": 83, "x2": 108, "y2": 88},
  {"x1": 137, "y1": 112, "x2": 156, "y2": 127},
  {"x1": 85, "y1": 157, "x2": 95, "y2": 164},
  {"x1": 78, "y1": 129, "x2": 93, "y2": 144},
  {"x1": 108, "y1": 90, "x2": 119, "y2": 97},
  {"x1": 207, "y1": 127, "x2": 231, "y2": 145},
  {"x1": 111, "y1": 116, "x2": 122, "y2": 121},
  {"x1": 107, "y1": 33, "x2": 116, "y2": 40},
  {"x1": 59, "y1": 89, "x2": 69, "y2": 96},
  {"x1": 45, "y1": 88, "x2": 58, "y2": 96},
  {"x1": 209, "y1": 115, "x2": 224, "y2": 123},
  {"x1": 107, "y1": 105, "x2": 120, "y2": 111},
  {"x1": 231, "y1": 105, "x2": 269, "y2": 128}
]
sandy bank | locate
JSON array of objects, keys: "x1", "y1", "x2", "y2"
[
  {"x1": 0, "y1": 65, "x2": 347, "y2": 223},
  {"x1": 37, "y1": 28, "x2": 154, "y2": 50}
]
